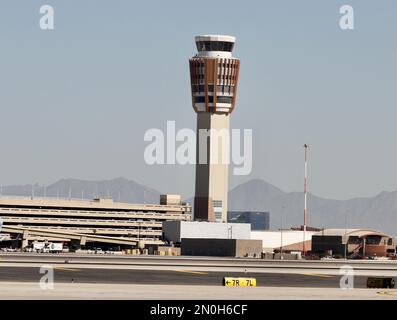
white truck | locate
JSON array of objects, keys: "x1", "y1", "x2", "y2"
[
  {"x1": 33, "y1": 242, "x2": 46, "y2": 252},
  {"x1": 32, "y1": 242, "x2": 63, "y2": 253},
  {"x1": 48, "y1": 242, "x2": 63, "y2": 253}
]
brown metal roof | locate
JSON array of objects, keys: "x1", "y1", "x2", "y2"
[{"x1": 314, "y1": 228, "x2": 389, "y2": 238}]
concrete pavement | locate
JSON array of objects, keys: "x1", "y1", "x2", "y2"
[
  {"x1": 0, "y1": 282, "x2": 396, "y2": 300},
  {"x1": 1, "y1": 253, "x2": 396, "y2": 299}
]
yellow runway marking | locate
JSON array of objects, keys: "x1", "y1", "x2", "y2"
[
  {"x1": 175, "y1": 270, "x2": 208, "y2": 275},
  {"x1": 377, "y1": 291, "x2": 397, "y2": 296},
  {"x1": 53, "y1": 267, "x2": 80, "y2": 272},
  {"x1": 303, "y1": 273, "x2": 334, "y2": 278}
]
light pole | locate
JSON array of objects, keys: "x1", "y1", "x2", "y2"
[
  {"x1": 344, "y1": 211, "x2": 348, "y2": 259},
  {"x1": 363, "y1": 238, "x2": 366, "y2": 258},
  {"x1": 280, "y1": 217, "x2": 283, "y2": 260},
  {"x1": 280, "y1": 205, "x2": 285, "y2": 260},
  {"x1": 136, "y1": 221, "x2": 142, "y2": 251},
  {"x1": 303, "y1": 144, "x2": 309, "y2": 257}
]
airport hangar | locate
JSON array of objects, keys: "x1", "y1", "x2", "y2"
[
  {"x1": 310, "y1": 229, "x2": 397, "y2": 258},
  {"x1": 0, "y1": 195, "x2": 191, "y2": 251}
]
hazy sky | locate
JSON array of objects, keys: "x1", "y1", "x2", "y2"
[{"x1": 0, "y1": 0, "x2": 396, "y2": 200}]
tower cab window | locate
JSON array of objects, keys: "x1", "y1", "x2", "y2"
[{"x1": 196, "y1": 41, "x2": 234, "y2": 52}]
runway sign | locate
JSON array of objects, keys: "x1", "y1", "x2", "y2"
[
  {"x1": 223, "y1": 277, "x2": 256, "y2": 287},
  {"x1": 367, "y1": 277, "x2": 395, "y2": 289}
]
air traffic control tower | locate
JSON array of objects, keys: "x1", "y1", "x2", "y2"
[{"x1": 189, "y1": 35, "x2": 240, "y2": 222}]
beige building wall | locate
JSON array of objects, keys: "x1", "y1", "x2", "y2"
[{"x1": 235, "y1": 240, "x2": 263, "y2": 258}]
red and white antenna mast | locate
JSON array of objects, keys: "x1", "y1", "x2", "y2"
[{"x1": 303, "y1": 144, "x2": 309, "y2": 256}]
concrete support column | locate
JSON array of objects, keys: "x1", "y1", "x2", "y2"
[
  {"x1": 80, "y1": 236, "x2": 87, "y2": 246},
  {"x1": 21, "y1": 231, "x2": 29, "y2": 250}
]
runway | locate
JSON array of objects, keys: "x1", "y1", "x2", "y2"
[
  {"x1": 0, "y1": 253, "x2": 396, "y2": 287},
  {"x1": 0, "y1": 266, "x2": 370, "y2": 288},
  {"x1": 1, "y1": 253, "x2": 396, "y2": 299}
]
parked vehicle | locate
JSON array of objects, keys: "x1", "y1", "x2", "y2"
[
  {"x1": 48, "y1": 242, "x2": 63, "y2": 253},
  {"x1": 95, "y1": 248, "x2": 105, "y2": 254},
  {"x1": 32, "y1": 242, "x2": 63, "y2": 253}
]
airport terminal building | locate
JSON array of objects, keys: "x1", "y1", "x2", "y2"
[
  {"x1": 0, "y1": 195, "x2": 191, "y2": 250},
  {"x1": 311, "y1": 229, "x2": 397, "y2": 258}
]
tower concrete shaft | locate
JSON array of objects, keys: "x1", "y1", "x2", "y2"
[{"x1": 189, "y1": 35, "x2": 240, "y2": 222}]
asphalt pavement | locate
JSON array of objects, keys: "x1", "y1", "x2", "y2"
[{"x1": 0, "y1": 265, "x2": 370, "y2": 288}]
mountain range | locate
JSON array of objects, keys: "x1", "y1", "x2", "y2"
[
  {"x1": 0, "y1": 178, "x2": 160, "y2": 205},
  {"x1": 228, "y1": 179, "x2": 397, "y2": 236},
  {"x1": 1, "y1": 178, "x2": 396, "y2": 236}
]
